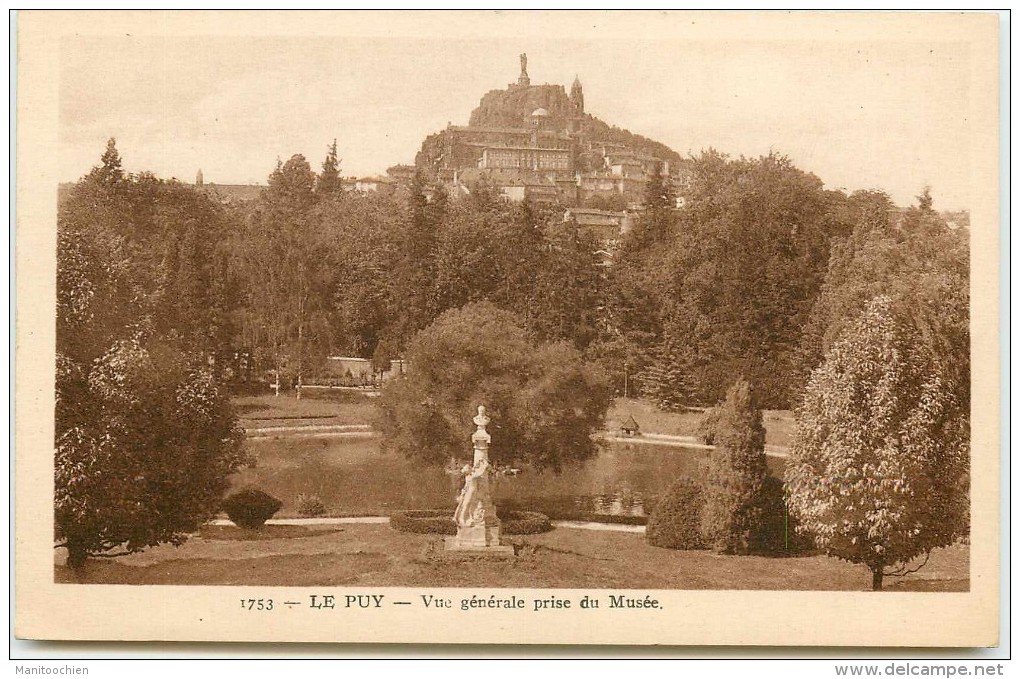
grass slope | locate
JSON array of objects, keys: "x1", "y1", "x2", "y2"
[
  {"x1": 235, "y1": 392, "x2": 377, "y2": 429},
  {"x1": 605, "y1": 398, "x2": 795, "y2": 447}
]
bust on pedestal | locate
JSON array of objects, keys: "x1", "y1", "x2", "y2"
[{"x1": 445, "y1": 406, "x2": 513, "y2": 554}]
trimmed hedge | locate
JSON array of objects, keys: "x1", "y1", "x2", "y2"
[
  {"x1": 499, "y1": 510, "x2": 552, "y2": 534},
  {"x1": 389, "y1": 509, "x2": 552, "y2": 535},
  {"x1": 222, "y1": 488, "x2": 283, "y2": 529},
  {"x1": 646, "y1": 477, "x2": 705, "y2": 550},
  {"x1": 548, "y1": 512, "x2": 647, "y2": 526},
  {"x1": 389, "y1": 510, "x2": 456, "y2": 535},
  {"x1": 496, "y1": 498, "x2": 648, "y2": 525}
]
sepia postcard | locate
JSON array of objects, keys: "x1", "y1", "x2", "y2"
[{"x1": 14, "y1": 10, "x2": 1002, "y2": 647}]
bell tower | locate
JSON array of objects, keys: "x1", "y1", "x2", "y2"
[{"x1": 570, "y1": 75, "x2": 584, "y2": 114}]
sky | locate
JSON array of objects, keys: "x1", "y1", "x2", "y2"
[{"x1": 58, "y1": 17, "x2": 982, "y2": 210}]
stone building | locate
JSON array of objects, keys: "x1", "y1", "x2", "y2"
[
  {"x1": 562, "y1": 207, "x2": 637, "y2": 266},
  {"x1": 416, "y1": 55, "x2": 682, "y2": 208}
]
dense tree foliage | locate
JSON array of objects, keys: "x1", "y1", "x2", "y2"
[
  {"x1": 56, "y1": 140, "x2": 245, "y2": 570},
  {"x1": 378, "y1": 302, "x2": 611, "y2": 471},
  {"x1": 798, "y1": 191, "x2": 969, "y2": 411},
  {"x1": 609, "y1": 151, "x2": 861, "y2": 407},
  {"x1": 785, "y1": 297, "x2": 969, "y2": 590},
  {"x1": 225, "y1": 166, "x2": 608, "y2": 382},
  {"x1": 230, "y1": 154, "x2": 334, "y2": 393}
]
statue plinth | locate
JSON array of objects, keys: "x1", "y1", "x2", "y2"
[{"x1": 445, "y1": 406, "x2": 514, "y2": 554}]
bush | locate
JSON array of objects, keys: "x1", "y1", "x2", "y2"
[
  {"x1": 222, "y1": 488, "x2": 283, "y2": 529},
  {"x1": 646, "y1": 477, "x2": 705, "y2": 550},
  {"x1": 296, "y1": 494, "x2": 326, "y2": 518},
  {"x1": 389, "y1": 509, "x2": 552, "y2": 535},
  {"x1": 696, "y1": 406, "x2": 721, "y2": 445}
]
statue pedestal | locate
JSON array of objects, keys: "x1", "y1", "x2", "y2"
[
  {"x1": 445, "y1": 511, "x2": 513, "y2": 554},
  {"x1": 443, "y1": 536, "x2": 515, "y2": 554},
  {"x1": 454, "y1": 523, "x2": 500, "y2": 548}
]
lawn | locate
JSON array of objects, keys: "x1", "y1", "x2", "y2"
[
  {"x1": 606, "y1": 398, "x2": 795, "y2": 447},
  {"x1": 235, "y1": 393, "x2": 797, "y2": 448},
  {"x1": 54, "y1": 523, "x2": 968, "y2": 592},
  {"x1": 234, "y1": 391, "x2": 377, "y2": 430}
]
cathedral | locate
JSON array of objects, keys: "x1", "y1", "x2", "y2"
[{"x1": 415, "y1": 55, "x2": 678, "y2": 207}]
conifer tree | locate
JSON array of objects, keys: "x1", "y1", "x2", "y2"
[
  {"x1": 316, "y1": 139, "x2": 342, "y2": 196},
  {"x1": 700, "y1": 378, "x2": 768, "y2": 553},
  {"x1": 624, "y1": 162, "x2": 675, "y2": 250},
  {"x1": 641, "y1": 338, "x2": 690, "y2": 411},
  {"x1": 95, "y1": 137, "x2": 124, "y2": 185}
]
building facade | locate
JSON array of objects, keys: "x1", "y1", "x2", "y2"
[{"x1": 416, "y1": 55, "x2": 682, "y2": 208}]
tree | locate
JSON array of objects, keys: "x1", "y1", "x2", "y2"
[
  {"x1": 784, "y1": 297, "x2": 969, "y2": 590},
  {"x1": 56, "y1": 340, "x2": 245, "y2": 571},
  {"x1": 648, "y1": 151, "x2": 843, "y2": 407},
  {"x1": 639, "y1": 336, "x2": 693, "y2": 411},
  {"x1": 323, "y1": 191, "x2": 405, "y2": 358},
  {"x1": 56, "y1": 142, "x2": 246, "y2": 572},
  {"x1": 316, "y1": 139, "x2": 342, "y2": 197},
  {"x1": 798, "y1": 189, "x2": 969, "y2": 412},
  {"x1": 388, "y1": 171, "x2": 445, "y2": 347},
  {"x1": 378, "y1": 302, "x2": 611, "y2": 472},
  {"x1": 621, "y1": 162, "x2": 675, "y2": 251},
  {"x1": 916, "y1": 185, "x2": 934, "y2": 213},
  {"x1": 95, "y1": 137, "x2": 124, "y2": 185},
  {"x1": 267, "y1": 153, "x2": 317, "y2": 212},
  {"x1": 232, "y1": 154, "x2": 333, "y2": 393},
  {"x1": 700, "y1": 378, "x2": 769, "y2": 553}
]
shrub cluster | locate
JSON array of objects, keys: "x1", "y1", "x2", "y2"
[
  {"x1": 646, "y1": 477, "x2": 705, "y2": 550},
  {"x1": 646, "y1": 474, "x2": 806, "y2": 555},
  {"x1": 389, "y1": 509, "x2": 552, "y2": 535},
  {"x1": 222, "y1": 488, "x2": 282, "y2": 529},
  {"x1": 696, "y1": 406, "x2": 721, "y2": 445},
  {"x1": 296, "y1": 494, "x2": 326, "y2": 518}
]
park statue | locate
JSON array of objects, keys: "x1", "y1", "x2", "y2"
[
  {"x1": 453, "y1": 458, "x2": 489, "y2": 527},
  {"x1": 517, "y1": 53, "x2": 530, "y2": 86},
  {"x1": 446, "y1": 405, "x2": 512, "y2": 553}
]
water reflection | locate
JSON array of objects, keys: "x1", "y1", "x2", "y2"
[{"x1": 237, "y1": 438, "x2": 786, "y2": 519}]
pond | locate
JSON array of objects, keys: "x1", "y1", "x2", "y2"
[{"x1": 233, "y1": 436, "x2": 787, "y2": 520}]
